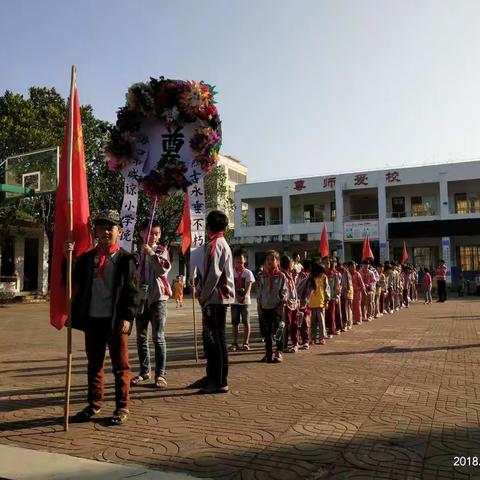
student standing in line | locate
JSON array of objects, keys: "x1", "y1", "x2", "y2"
[
  {"x1": 423, "y1": 268, "x2": 433, "y2": 304},
  {"x1": 280, "y1": 255, "x2": 300, "y2": 353},
  {"x1": 349, "y1": 261, "x2": 366, "y2": 325},
  {"x1": 257, "y1": 250, "x2": 287, "y2": 363},
  {"x1": 229, "y1": 249, "x2": 255, "y2": 352},
  {"x1": 296, "y1": 259, "x2": 313, "y2": 349},
  {"x1": 308, "y1": 262, "x2": 330, "y2": 344}
]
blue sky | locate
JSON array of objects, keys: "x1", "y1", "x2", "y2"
[{"x1": 2, "y1": 0, "x2": 480, "y2": 181}]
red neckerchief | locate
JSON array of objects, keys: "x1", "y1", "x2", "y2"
[
  {"x1": 235, "y1": 265, "x2": 246, "y2": 289},
  {"x1": 204, "y1": 231, "x2": 225, "y2": 277},
  {"x1": 281, "y1": 268, "x2": 295, "y2": 294},
  {"x1": 265, "y1": 266, "x2": 281, "y2": 291},
  {"x1": 96, "y1": 243, "x2": 120, "y2": 279},
  {"x1": 281, "y1": 268, "x2": 294, "y2": 282}
]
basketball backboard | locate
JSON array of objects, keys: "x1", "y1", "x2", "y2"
[{"x1": 1, "y1": 147, "x2": 59, "y2": 198}]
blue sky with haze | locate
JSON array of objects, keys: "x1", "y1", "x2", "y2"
[{"x1": 1, "y1": 0, "x2": 480, "y2": 181}]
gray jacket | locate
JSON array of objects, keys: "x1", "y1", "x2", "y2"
[
  {"x1": 140, "y1": 245, "x2": 172, "y2": 303},
  {"x1": 257, "y1": 270, "x2": 287, "y2": 310},
  {"x1": 196, "y1": 236, "x2": 234, "y2": 306}
]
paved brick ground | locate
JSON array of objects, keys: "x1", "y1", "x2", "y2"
[{"x1": 1, "y1": 298, "x2": 480, "y2": 479}]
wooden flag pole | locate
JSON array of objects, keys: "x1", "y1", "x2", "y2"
[
  {"x1": 192, "y1": 278, "x2": 199, "y2": 363},
  {"x1": 64, "y1": 65, "x2": 76, "y2": 432}
]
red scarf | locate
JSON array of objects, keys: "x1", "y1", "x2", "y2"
[
  {"x1": 281, "y1": 268, "x2": 295, "y2": 295},
  {"x1": 96, "y1": 243, "x2": 120, "y2": 279},
  {"x1": 235, "y1": 265, "x2": 246, "y2": 289},
  {"x1": 205, "y1": 231, "x2": 225, "y2": 277},
  {"x1": 264, "y1": 266, "x2": 281, "y2": 291}
]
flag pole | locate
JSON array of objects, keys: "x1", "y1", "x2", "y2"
[
  {"x1": 64, "y1": 65, "x2": 76, "y2": 432},
  {"x1": 192, "y1": 275, "x2": 199, "y2": 363}
]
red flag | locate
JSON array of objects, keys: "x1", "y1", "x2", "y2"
[
  {"x1": 318, "y1": 224, "x2": 329, "y2": 258},
  {"x1": 50, "y1": 81, "x2": 92, "y2": 330},
  {"x1": 176, "y1": 192, "x2": 191, "y2": 255},
  {"x1": 400, "y1": 241, "x2": 408, "y2": 265},
  {"x1": 362, "y1": 235, "x2": 374, "y2": 261}
]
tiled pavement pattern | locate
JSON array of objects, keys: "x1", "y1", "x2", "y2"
[{"x1": 1, "y1": 299, "x2": 480, "y2": 479}]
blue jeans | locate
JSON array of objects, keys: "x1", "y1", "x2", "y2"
[{"x1": 135, "y1": 301, "x2": 167, "y2": 378}]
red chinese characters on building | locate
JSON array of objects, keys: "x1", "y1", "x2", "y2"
[
  {"x1": 323, "y1": 177, "x2": 336, "y2": 188},
  {"x1": 354, "y1": 174, "x2": 368, "y2": 186},
  {"x1": 293, "y1": 180, "x2": 306, "y2": 191},
  {"x1": 385, "y1": 171, "x2": 400, "y2": 183}
]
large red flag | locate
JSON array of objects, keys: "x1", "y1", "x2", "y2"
[
  {"x1": 50, "y1": 81, "x2": 92, "y2": 330},
  {"x1": 400, "y1": 241, "x2": 408, "y2": 265},
  {"x1": 176, "y1": 192, "x2": 191, "y2": 255},
  {"x1": 318, "y1": 224, "x2": 329, "y2": 258},
  {"x1": 362, "y1": 235, "x2": 374, "y2": 261}
]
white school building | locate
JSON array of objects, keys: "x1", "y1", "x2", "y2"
[{"x1": 233, "y1": 160, "x2": 480, "y2": 287}]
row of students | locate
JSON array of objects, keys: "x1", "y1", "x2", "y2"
[{"x1": 231, "y1": 253, "x2": 441, "y2": 364}]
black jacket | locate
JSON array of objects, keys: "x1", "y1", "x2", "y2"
[{"x1": 68, "y1": 248, "x2": 139, "y2": 334}]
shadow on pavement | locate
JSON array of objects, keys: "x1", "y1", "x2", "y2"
[{"x1": 320, "y1": 343, "x2": 480, "y2": 356}]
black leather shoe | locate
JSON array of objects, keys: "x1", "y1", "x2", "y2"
[{"x1": 187, "y1": 377, "x2": 208, "y2": 389}]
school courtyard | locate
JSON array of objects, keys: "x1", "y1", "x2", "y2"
[{"x1": 1, "y1": 298, "x2": 480, "y2": 479}]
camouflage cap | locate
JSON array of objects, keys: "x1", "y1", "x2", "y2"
[{"x1": 93, "y1": 209, "x2": 122, "y2": 227}]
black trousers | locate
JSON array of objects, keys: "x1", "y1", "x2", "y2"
[
  {"x1": 437, "y1": 280, "x2": 447, "y2": 302},
  {"x1": 202, "y1": 305, "x2": 228, "y2": 387},
  {"x1": 261, "y1": 308, "x2": 283, "y2": 357}
]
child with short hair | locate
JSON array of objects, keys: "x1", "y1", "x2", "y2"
[
  {"x1": 190, "y1": 210, "x2": 234, "y2": 394},
  {"x1": 257, "y1": 250, "x2": 287, "y2": 363},
  {"x1": 348, "y1": 261, "x2": 366, "y2": 325},
  {"x1": 423, "y1": 268, "x2": 433, "y2": 304},
  {"x1": 173, "y1": 275, "x2": 184, "y2": 308},
  {"x1": 308, "y1": 262, "x2": 330, "y2": 345},
  {"x1": 280, "y1": 255, "x2": 299, "y2": 353},
  {"x1": 66, "y1": 210, "x2": 139, "y2": 425},
  {"x1": 296, "y1": 258, "x2": 313, "y2": 349},
  {"x1": 401, "y1": 266, "x2": 411, "y2": 308},
  {"x1": 361, "y1": 261, "x2": 376, "y2": 321},
  {"x1": 338, "y1": 261, "x2": 353, "y2": 330},
  {"x1": 384, "y1": 263, "x2": 394, "y2": 313},
  {"x1": 229, "y1": 249, "x2": 255, "y2": 352},
  {"x1": 375, "y1": 264, "x2": 385, "y2": 317},
  {"x1": 132, "y1": 219, "x2": 171, "y2": 389}
]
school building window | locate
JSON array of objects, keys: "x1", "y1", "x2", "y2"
[
  {"x1": 270, "y1": 207, "x2": 282, "y2": 225},
  {"x1": 455, "y1": 193, "x2": 468, "y2": 214},
  {"x1": 255, "y1": 208, "x2": 265, "y2": 226},
  {"x1": 413, "y1": 247, "x2": 437, "y2": 270},
  {"x1": 330, "y1": 202, "x2": 336, "y2": 221},
  {"x1": 459, "y1": 246, "x2": 480, "y2": 271}
]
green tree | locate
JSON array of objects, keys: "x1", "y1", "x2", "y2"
[{"x1": 204, "y1": 164, "x2": 236, "y2": 241}]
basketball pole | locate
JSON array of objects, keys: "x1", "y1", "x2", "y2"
[{"x1": 64, "y1": 65, "x2": 76, "y2": 432}]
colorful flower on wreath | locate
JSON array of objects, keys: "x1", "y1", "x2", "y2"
[
  {"x1": 190, "y1": 127, "x2": 221, "y2": 155},
  {"x1": 195, "y1": 151, "x2": 219, "y2": 173},
  {"x1": 105, "y1": 131, "x2": 137, "y2": 171},
  {"x1": 140, "y1": 160, "x2": 190, "y2": 197},
  {"x1": 179, "y1": 81, "x2": 213, "y2": 117}
]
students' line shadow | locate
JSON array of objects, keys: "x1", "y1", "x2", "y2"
[{"x1": 320, "y1": 343, "x2": 480, "y2": 356}]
